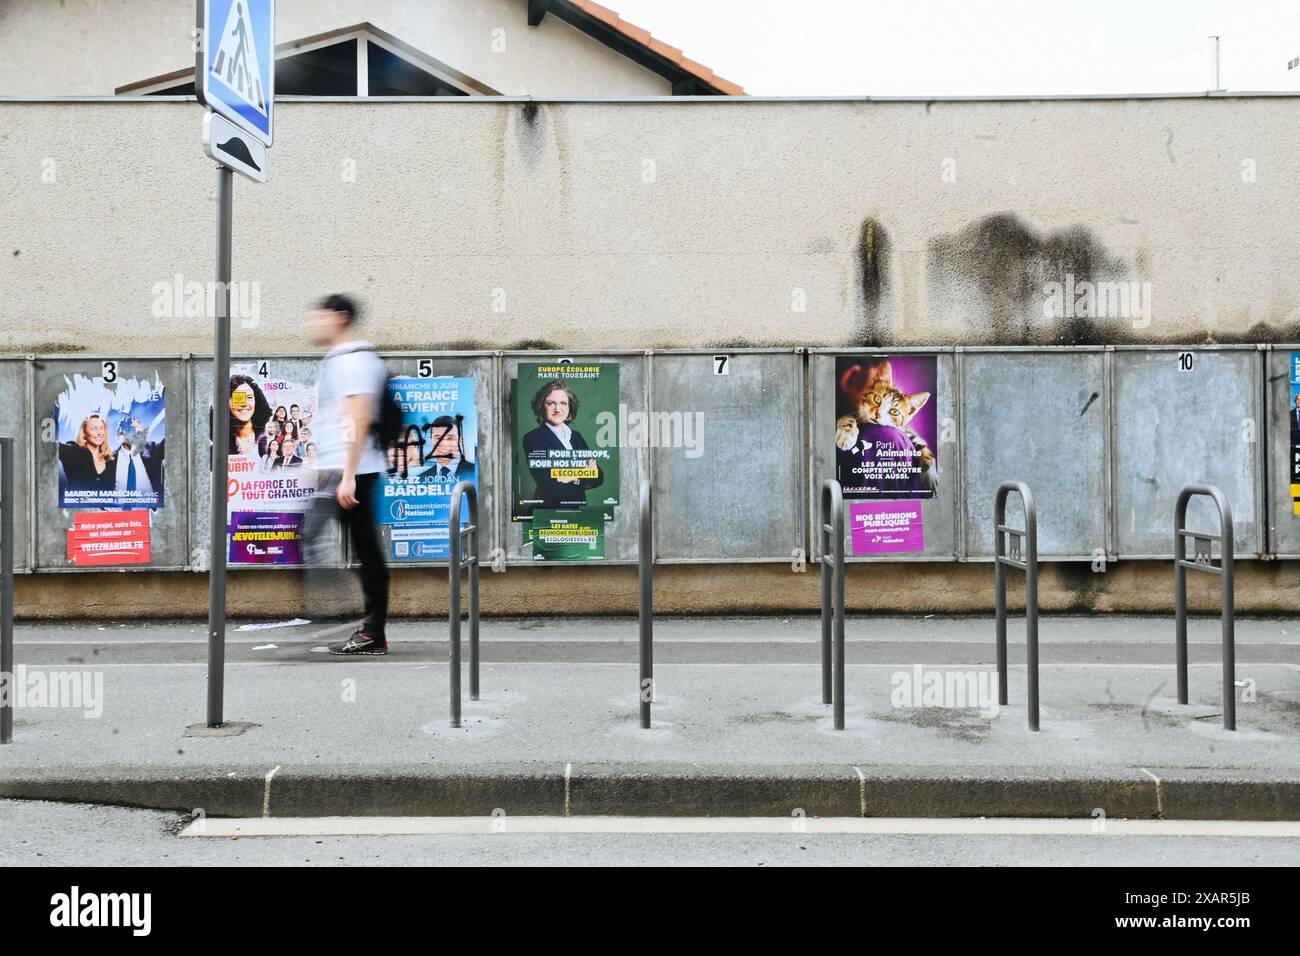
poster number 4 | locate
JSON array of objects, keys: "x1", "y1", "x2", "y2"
[
  {"x1": 1178, "y1": 352, "x2": 1194, "y2": 372},
  {"x1": 257, "y1": 361, "x2": 269, "y2": 377},
  {"x1": 713, "y1": 355, "x2": 730, "y2": 375}
]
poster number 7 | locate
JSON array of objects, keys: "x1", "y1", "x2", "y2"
[{"x1": 713, "y1": 355, "x2": 730, "y2": 376}]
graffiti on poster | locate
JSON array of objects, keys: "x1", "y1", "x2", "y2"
[
  {"x1": 834, "y1": 355, "x2": 938, "y2": 500},
  {"x1": 56, "y1": 372, "x2": 166, "y2": 510},
  {"x1": 217, "y1": 368, "x2": 319, "y2": 564},
  {"x1": 511, "y1": 363, "x2": 619, "y2": 521},
  {"x1": 526, "y1": 508, "x2": 606, "y2": 561},
  {"x1": 66, "y1": 511, "x2": 151, "y2": 566},
  {"x1": 374, "y1": 376, "x2": 477, "y2": 561},
  {"x1": 849, "y1": 501, "x2": 925, "y2": 555},
  {"x1": 1290, "y1": 352, "x2": 1300, "y2": 515}
]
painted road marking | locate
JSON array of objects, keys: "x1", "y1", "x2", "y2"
[{"x1": 179, "y1": 816, "x2": 1300, "y2": 838}]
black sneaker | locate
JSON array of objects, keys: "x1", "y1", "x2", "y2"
[{"x1": 328, "y1": 630, "x2": 388, "y2": 656}]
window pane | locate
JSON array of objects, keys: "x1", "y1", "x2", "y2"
[{"x1": 368, "y1": 43, "x2": 467, "y2": 96}]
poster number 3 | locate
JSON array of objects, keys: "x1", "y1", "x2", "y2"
[{"x1": 101, "y1": 360, "x2": 118, "y2": 383}]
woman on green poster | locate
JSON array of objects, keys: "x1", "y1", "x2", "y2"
[{"x1": 522, "y1": 379, "x2": 604, "y2": 509}]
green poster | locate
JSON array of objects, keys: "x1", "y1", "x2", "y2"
[
  {"x1": 511, "y1": 362, "x2": 620, "y2": 521},
  {"x1": 526, "y1": 508, "x2": 607, "y2": 561}
]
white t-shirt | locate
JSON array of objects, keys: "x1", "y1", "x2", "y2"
[{"x1": 314, "y1": 341, "x2": 388, "y2": 475}]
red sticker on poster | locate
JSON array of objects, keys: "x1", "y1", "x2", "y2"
[{"x1": 66, "y1": 512, "x2": 151, "y2": 566}]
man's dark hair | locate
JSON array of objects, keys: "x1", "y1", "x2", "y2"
[
  {"x1": 430, "y1": 414, "x2": 469, "y2": 462},
  {"x1": 319, "y1": 293, "x2": 359, "y2": 326}
]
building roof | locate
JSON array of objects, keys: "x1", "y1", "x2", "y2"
[{"x1": 533, "y1": 0, "x2": 745, "y2": 95}]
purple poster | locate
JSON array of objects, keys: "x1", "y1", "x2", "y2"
[
  {"x1": 834, "y1": 355, "x2": 938, "y2": 499},
  {"x1": 850, "y1": 502, "x2": 925, "y2": 555},
  {"x1": 228, "y1": 511, "x2": 303, "y2": 565}
]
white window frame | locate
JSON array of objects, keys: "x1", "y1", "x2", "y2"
[{"x1": 117, "y1": 24, "x2": 497, "y2": 97}]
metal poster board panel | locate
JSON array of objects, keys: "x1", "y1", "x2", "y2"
[
  {"x1": 650, "y1": 350, "x2": 804, "y2": 563},
  {"x1": 34, "y1": 356, "x2": 188, "y2": 570},
  {"x1": 1112, "y1": 347, "x2": 1262, "y2": 558},
  {"x1": 0, "y1": 358, "x2": 32, "y2": 571},
  {"x1": 354, "y1": 352, "x2": 497, "y2": 568},
  {"x1": 502, "y1": 352, "x2": 646, "y2": 565},
  {"x1": 962, "y1": 349, "x2": 1108, "y2": 560},
  {"x1": 809, "y1": 349, "x2": 958, "y2": 562},
  {"x1": 1266, "y1": 345, "x2": 1300, "y2": 557},
  {"x1": 190, "y1": 354, "x2": 343, "y2": 571}
]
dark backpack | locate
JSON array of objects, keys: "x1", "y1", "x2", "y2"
[
  {"x1": 342, "y1": 345, "x2": 403, "y2": 451},
  {"x1": 375, "y1": 375, "x2": 403, "y2": 451}
]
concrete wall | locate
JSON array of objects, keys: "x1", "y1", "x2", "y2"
[
  {"x1": 2, "y1": 96, "x2": 1298, "y2": 356},
  {"x1": 4, "y1": 93, "x2": 1300, "y2": 618},
  {"x1": 0, "y1": 0, "x2": 670, "y2": 97}
]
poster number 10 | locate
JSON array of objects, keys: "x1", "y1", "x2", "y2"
[{"x1": 1178, "y1": 352, "x2": 1194, "y2": 372}]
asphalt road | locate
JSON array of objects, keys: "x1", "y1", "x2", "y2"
[{"x1": 2, "y1": 800, "x2": 1298, "y2": 866}]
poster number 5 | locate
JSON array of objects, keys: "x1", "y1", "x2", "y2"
[{"x1": 418, "y1": 359, "x2": 433, "y2": 378}]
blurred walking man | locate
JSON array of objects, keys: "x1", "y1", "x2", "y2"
[{"x1": 303, "y1": 294, "x2": 390, "y2": 655}]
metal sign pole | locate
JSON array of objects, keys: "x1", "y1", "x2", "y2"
[{"x1": 206, "y1": 164, "x2": 233, "y2": 728}]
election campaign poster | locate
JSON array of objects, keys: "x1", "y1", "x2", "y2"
[
  {"x1": 526, "y1": 508, "x2": 607, "y2": 561},
  {"x1": 373, "y1": 376, "x2": 478, "y2": 561},
  {"x1": 849, "y1": 501, "x2": 925, "y2": 555},
  {"x1": 55, "y1": 371, "x2": 166, "y2": 510},
  {"x1": 228, "y1": 511, "x2": 303, "y2": 564},
  {"x1": 218, "y1": 368, "x2": 320, "y2": 565},
  {"x1": 834, "y1": 355, "x2": 938, "y2": 500},
  {"x1": 66, "y1": 512, "x2": 151, "y2": 566},
  {"x1": 1290, "y1": 352, "x2": 1300, "y2": 515},
  {"x1": 511, "y1": 362, "x2": 620, "y2": 521}
]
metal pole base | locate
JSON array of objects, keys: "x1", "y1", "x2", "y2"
[{"x1": 184, "y1": 721, "x2": 259, "y2": 737}]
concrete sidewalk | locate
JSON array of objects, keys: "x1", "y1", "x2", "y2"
[{"x1": 1, "y1": 616, "x2": 1298, "y2": 819}]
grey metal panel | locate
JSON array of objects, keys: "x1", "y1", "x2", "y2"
[
  {"x1": 356, "y1": 353, "x2": 498, "y2": 567},
  {"x1": 649, "y1": 350, "x2": 803, "y2": 562},
  {"x1": 33, "y1": 356, "x2": 189, "y2": 570},
  {"x1": 808, "y1": 350, "x2": 958, "y2": 561},
  {"x1": 1266, "y1": 345, "x2": 1300, "y2": 557},
  {"x1": 963, "y1": 351, "x2": 1108, "y2": 560},
  {"x1": 502, "y1": 353, "x2": 646, "y2": 565},
  {"x1": 1112, "y1": 347, "x2": 1262, "y2": 558},
  {"x1": 0, "y1": 359, "x2": 31, "y2": 571},
  {"x1": 189, "y1": 355, "x2": 343, "y2": 570}
]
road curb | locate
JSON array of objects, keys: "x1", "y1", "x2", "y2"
[{"x1": 4, "y1": 764, "x2": 1300, "y2": 820}]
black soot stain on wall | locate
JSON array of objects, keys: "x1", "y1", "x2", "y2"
[
  {"x1": 924, "y1": 212, "x2": 1132, "y2": 345},
  {"x1": 856, "y1": 217, "x2": 891, "y2": 345}
]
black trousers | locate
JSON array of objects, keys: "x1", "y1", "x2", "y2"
[{"x1": 303, "y1": 471, "x2": 389, "y2": 637}]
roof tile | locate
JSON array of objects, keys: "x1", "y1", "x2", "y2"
[
  {"x1": 558, "y1": 1, "x2": 744, "y2": 93},
  {"x1": 574, "y1": 1, "x2": 620, "y2": 28}
]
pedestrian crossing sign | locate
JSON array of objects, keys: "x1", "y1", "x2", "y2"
[{"x1": 196, "y1": 0, "x2": 275, "y2": 146}]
